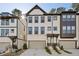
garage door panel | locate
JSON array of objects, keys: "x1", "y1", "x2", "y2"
[
  {"x1": 59, "y1": 41, "x2": 75, "y2": 49},
  {"x1": 29, "y1": 41, "x2": 46, "y2": 48}
]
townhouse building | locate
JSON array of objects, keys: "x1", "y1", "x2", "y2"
[
  {"x1": 26, "y1": 5, "x2": 79, "y2": 49},
  {"x1": 0, "y1": 12, "x2": 25, "y2": 49}
]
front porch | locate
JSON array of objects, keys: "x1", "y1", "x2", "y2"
[{"x1": 47, "y1": 34, "x2": 59, "y2": 46}]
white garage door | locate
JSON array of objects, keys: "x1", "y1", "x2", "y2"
[
  {"x1": 28, "y1": 40, "x2": 46, "y2": 48},
  {"x1": 59, "y1": 40, "x2": 76, "y2": 49},
  {"x1": 0, "y1": 42, "x2": 10, "y2": 51}
]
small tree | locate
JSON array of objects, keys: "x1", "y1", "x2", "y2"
[
  {"x1": 12, "y1": 8, "x2": 22, "y2": 17},
  {"x1": 56, "y1": 7, "x2": 66, "y2": 13},
  {"x1": 23, "y1": 43, "x2": 27, "y2": 49},
  {"x1": 49, "y1": 8, "x2": 56, "y2": 14}
]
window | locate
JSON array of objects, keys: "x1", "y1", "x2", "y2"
[
  {"x1": 41, "y1": 27, "x2": 45, "y2": 34},
  {"x1": 28, "y1": 27, "x2": 32, "y2": 34},
  {"x1": 1, "y1": 19, "x2": 9, "y2": 25},
  {"x1": 48, "y1": 16, "x2": 51, "y2": 22},
  {"x1": 47, "y1": 26, "x2": 51, "y2": 31},
  {"x1": 62, "y1": 26, "x2": 75, "y2": 34},
  {"x1": 67, "y1": 26, "x2": 71, "y2": 33},
  {"x1": 52, "y1": 16, "x2": 57, "y2": 20},
  {"x1": 1, "y1": 20, "x2": 5, "y2": 25},
  {"x1": 72, "y1": 15, "x2": 75, "y2": 18},
  {"x1": 67, "y1": 15, "x2": 71, "y2": 18},
  {"x1": 35, "y1": 16, "x2": 38, "y2": 23},
  {"x1": 53, "y1": 26, "x2": 57, "y2": 31},
  {"x1": 71, "y1": 26, "x2": 75, "y2": 33},
  {"x1": 41, "y1": 16, "x2": 45, "y2": 23},
  {"x1": 6, "y1": 20, "x2": 9, "y2": 25},
  {"x1": 28, "y1": 16, "x2": 32, "y2": 23},
  {"x1": 34, "y1": 27, "x2": 38, "y2": 34},
  {"x1": 1, "y1": 29, "x2": 9, "y2": 36},
  {"x1": 11, "y1": 19, "x2": 15, "y2": 23},
  {"x1": 63, "y1": 26, "x2": 66, "y2": 33},
  {"x1": 62, "y1": 14, "x2": 75, "y2": 21},
  {"x1": 62, "y1": 15, "x2": 66, "y2": 18},
  {"x1": 11, "y1": 29, "x2": 14, "y2": 33}
]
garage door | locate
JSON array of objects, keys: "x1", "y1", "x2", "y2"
[
  {"x1": 59, "y1": 40, "x2": 76, "y2": 49},
  {"x1": 28, "y1": 40, "x2": 46, "y2": 48},
  {"x1": 0, "y1": 42, "x2": 11, "y2": 51}
]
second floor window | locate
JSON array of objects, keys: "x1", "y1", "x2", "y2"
[
  {"x1": 62, "y1": 26, "x2": 75, "y2": 34},
  {"x1": 28, "y1": 16, "x2": 32, "y2": 23},
  {"x1": 11, "y1": 29, "x2": 14, "y2": 33},
  {"x1": 1, "y1": 29, "x2": 9, "y2": 36},
  {"x1": 28, "y1": 27, "x2": 32, "y2": 34},
  {"x1": 34, "y1": 27, "x2": 38, "y2": 34},
  {"x1": 35, "y1": 16, "x2": 38, "y2": 23},
  {"x1": 47, "y1": 26, "x2": 51, "y2": 31},
  {"x1": 41, "y1": 27, "x2": 45, "y2": 34},
  {"x1": 53, "y1": 26, "x2": 57, "y2": 31}
]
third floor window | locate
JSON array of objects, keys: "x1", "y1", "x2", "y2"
[
  {"x1": 35, "y1": 16, "x2": 38, "y2": 23},
  {"x1": 28, "y1": 16, "x2": 32, "y2": 23},
  {"x1": 1, "y1": 19, "x2": 9, "y2": 25}
]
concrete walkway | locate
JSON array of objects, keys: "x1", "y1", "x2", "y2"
[{"x1": 20, "y1": 48, "x2": 79, "y2": 56}]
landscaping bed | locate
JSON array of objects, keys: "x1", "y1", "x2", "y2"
[{"x1": 2, "y1": 49, "x2": 26, "y2": 56}]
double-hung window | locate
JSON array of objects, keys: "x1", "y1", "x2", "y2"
[
  {"x1": 34, "y1": 27, "x2": 38, "y2": 34},
  {"x1": 41, "y1": 27, "x2": 45, "y2": 34}
]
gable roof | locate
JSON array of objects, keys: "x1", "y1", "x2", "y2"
[
  {"x1": 0, "y1": 12, "x2": 19, "y2": 19},
  {"x1": 26, "y1": 5, "x2": 47, "y2": 15}
]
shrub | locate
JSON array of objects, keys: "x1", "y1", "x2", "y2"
[
  {"x1": 45, "y1": 47, "x2": 52, "y2": 54},
  {"x1": 60, "y1": 45, "x2": 64, "y2": 50},
  {"x1": 23, "y1": 43, "x2": 27, "y2": 49}
]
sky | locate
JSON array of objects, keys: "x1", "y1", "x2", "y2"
[{"x1": 0, "y1": 3, "x2": 72, "y2": 14}]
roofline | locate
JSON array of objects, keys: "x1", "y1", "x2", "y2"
[{"x1": 26, "y1": 5, "x2": 47, "y2": 15}]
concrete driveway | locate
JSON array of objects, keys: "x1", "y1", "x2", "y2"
[
  {"x1": 20, "y1": 49, "x2": 50, "y2": 56},
  {"x1": 20, "y1": 48, "x2": 79, "y2": 56}
]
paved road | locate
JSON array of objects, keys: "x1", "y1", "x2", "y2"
[{"x1": 20, "y1": 48, "x2": 79, "y2": 56}]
